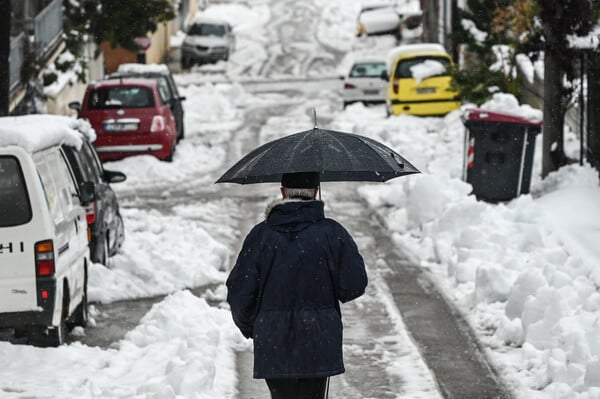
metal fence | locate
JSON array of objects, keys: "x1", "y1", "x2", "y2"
[
  {"x1": 34, "y1": 0, "x2": 63, "y2": 58},
  {"x1": 9, "y1": 33, "x2": 26, "y2": 91}
]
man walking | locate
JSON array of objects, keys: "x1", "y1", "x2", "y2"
[{"x1": 226, "y1": 171, "x2": 368, "y2": 399}]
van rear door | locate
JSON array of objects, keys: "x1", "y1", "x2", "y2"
[{"x1": 0, "y1": 154, "x2": 39, "y2": 312}]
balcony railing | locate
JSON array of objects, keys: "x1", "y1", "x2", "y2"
[
  {"x1": 34, "y1": 0, "x2": 63, "y2": 58},
  {"x1": 10, "y1": 33, "x2": 26, "y2": 91}
]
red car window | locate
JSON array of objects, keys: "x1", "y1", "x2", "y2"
[{"x1": 88, "y1": 87, "x2": 155, "y2": 109}]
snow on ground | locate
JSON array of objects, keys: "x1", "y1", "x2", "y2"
[
  {"x1": 0, "y1": 291, "x2": 247, "y2": 398},
  {"x1": 5, "y1": 1, "x2": 597, "y2": 397},
  {"x1": 334, "y1": 97, "x2": 600, "y2": 398},
  {"x1": 89, "y1": 207, "x2": 230, "y2": 304}
]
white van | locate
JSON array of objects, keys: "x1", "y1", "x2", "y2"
[{"x1": 0, "y1": 115, "x2": 95, "y2": 347}]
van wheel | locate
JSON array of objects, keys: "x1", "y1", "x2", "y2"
[{"x1": 69, "y1": 270, "x2": 88, "y2": 328}]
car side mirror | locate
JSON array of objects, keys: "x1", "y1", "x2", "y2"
[
  {"x1": 178, "y1": 96, "x2": 186, "y2": 102},
  {"x1": 380, "y1": 70, "x2": 389, "y2": 81},
  {"x1": 68, "y1": 101, "x2": 81, "y2": 112},
  {"x1": 103, "y1": 169, "x2": 127, "y2": 184},
  {"x1": 79, "y1": 181, "x2": 96, "y2": 204},
  {"x1": 338, "y1": 75, "x2": 345, "y2": 80}
]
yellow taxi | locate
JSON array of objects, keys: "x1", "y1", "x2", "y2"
[{"x1": 385, "y1": 43, "x2": 461, "y2": 116}]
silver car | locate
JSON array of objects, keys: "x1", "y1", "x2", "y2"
[
  {"x1": 182, "y1": 17, "x2": 235, "y2": 67},
  {"x1": 342, "y1": 59, "x2": 388, "y2": 108}
]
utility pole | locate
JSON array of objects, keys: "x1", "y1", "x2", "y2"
[{"x1": 0, "y1": 0, "x2": 11, "y2": 116}]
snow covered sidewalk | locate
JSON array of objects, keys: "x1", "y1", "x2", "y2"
[{"x1": 341, "y1": 99, "x2": 600, "y2": 398}]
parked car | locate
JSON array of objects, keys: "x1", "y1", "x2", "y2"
[
  {"x1": 182, "y1": 16, "x2": 235, "y2": 67},
  {"x1": 107, "y1": 63, "x2": 186, "y2": 142},
  {"x1": 0, "y1": 115, "x2": 93, "y2": 347},
  {"x1": 63, "y1": 140, "x2": 125, "y2": 267},
  {"x1": 342, "y1": 59, "x2": 388, "y2": 107},
  {"x1": 71, "y1": 78, "x2": 178, "y2": 162},
  {"x1": 384, "y1": 43, "x2": 461, "y2": 116},
  {"x1": 357, "y1": 2, "x2": 401, "y2": 39}
]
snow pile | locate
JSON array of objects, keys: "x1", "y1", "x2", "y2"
[
  {"x1": 345, "y1": 95, "x2": 600, "y2": 397},
  {"x1": 480, "y1": 92, "x2": 543, "y2": 122},
  {"x1": 0, "y1": 291, "x2": 247, "y2": 398},
  {"x1": 0, "y1": 115, "x2": 96, "y2": 152},
  {"x1": 410, "y1": 59, "x2": 447, "y2": 83},
  {"x1": 89, "y1": 208, "x2": 230, "y2": 303}
]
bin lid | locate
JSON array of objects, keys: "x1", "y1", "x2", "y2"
[{"x1": 465, "y1": 108, "x2": 543, "y2": 126}]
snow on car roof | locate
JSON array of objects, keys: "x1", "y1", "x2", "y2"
[
  {"x1": 386, "y1": 43, "x2": 448, "y2": 72},
  {"x1": 117, "y1": 63, "x2": 170, "y2": 75},
  {"x1": 192, "y1": 15, "x2": 228, "y2": 25},
  {"x1": 359, "y1": 0, "x2": 396, "y2": 12},
  {"x1": 0, "y1": 115, "x2": 96, "y2": 153}
]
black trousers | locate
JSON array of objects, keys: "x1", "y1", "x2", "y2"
[{"x1": 265, "y1": 377, "x2": 329, "y2": 399}]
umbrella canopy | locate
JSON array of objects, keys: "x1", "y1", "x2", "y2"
[{"x1": 216, "y1": 127, "x2": 420, "y2": 184}]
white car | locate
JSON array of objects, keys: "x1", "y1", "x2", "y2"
[
  {"x1": 182, "y1": 17, "x2": 235, "y2": 67},
  {"x1": 0, "y1": 115, "x2": 93, "y2": 347},
  {"x1": 342, "y1": 59, "x2": 388, "y2": 108},
  {"x1": 357, "y1": 3, "x2": 401, "y2": 38}
]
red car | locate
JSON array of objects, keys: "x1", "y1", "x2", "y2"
[{"x1": 75, "y1": 79, "x2": 177, "y2": 161}]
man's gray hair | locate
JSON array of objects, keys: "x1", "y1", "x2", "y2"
[{"x1": 282, "y1": 187, "x2": 316, "y2": 199}]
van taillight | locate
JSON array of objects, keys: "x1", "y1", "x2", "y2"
[
  {"x1": 35, "y1": 240, "x2": 55, "y2": 277},
  {"x1": 85, "y1": 201, "x2": 96, "y2": 225},
  {"x1": 344, "y1": 83, "x2": 356, "y2": 89},
  {"x1": 393, "y1": 79, "x2": 399, "y2": 94},
  {"x1": 150, "y1": 115, "x2": 166, "y2": 132}
]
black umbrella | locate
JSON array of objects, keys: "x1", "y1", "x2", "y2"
[{"x1": 216, "y1": 125, "x2": 420, "y2": 184}]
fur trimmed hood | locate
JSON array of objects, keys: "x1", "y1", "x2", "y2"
[
  {"x1": 264, "y1": 199, "x2": 325, "y2": 233},
  {"x1": 264, "y1": 198, "x2": 317, "y2": 219}
]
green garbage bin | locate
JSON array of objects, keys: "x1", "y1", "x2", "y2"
[{"x1": 463, "y1": 108, "x2": 542, "y2": 202}]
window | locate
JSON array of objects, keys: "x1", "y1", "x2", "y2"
[
  {"x1": 189, "y1": 23, "x2": 226, "y2": 36},
  {"x1": 88, "y1": 87, "x2": 155, "y2": 109},
  {"x1": 65, "y1": 143, "x2": 101, "y2": 185},
  {"x1": 36, "y1": 154, "x2": 63, "y2": 225},
  {"x1": 395, "y1": 56, "x2": 450, "y2": 79},
  {"x1": 350, "y1": 62, "x2": 387, "y2": 78},
  {"x1": 0, "y1": 156, "x2": 32, "y2": 227},
  {"x1": 157, "y1": 77, "x2": 172, "y2": 104}
]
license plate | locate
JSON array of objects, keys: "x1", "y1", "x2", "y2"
[
  {"x1": 363, "y1": 89, "x2": 379, "y2": 95},
  {"x1": 104, "y1": 123, "x2": 138, "y2": 132},
  {"x1": 417, "y1": 87, "x2": 436, "y2": 94}
]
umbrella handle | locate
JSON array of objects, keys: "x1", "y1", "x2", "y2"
[{"x1": 313, "y1": 108, "x2": 318, "y2": 129}]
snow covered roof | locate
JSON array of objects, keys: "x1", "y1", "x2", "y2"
[
  {"x1": 0, "y1": 115, "x2": 96, "y2": 153},
  {"x1": 117, "y1": 63, "x2": 170, "y2": 75},
  {"x1": 386, "y1": 43, "x2": 448, "y2": 72}
]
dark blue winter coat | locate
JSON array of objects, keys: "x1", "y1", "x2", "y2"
[{"x1": 226, "y1": 199, "x2": 368, "y2": 379}]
